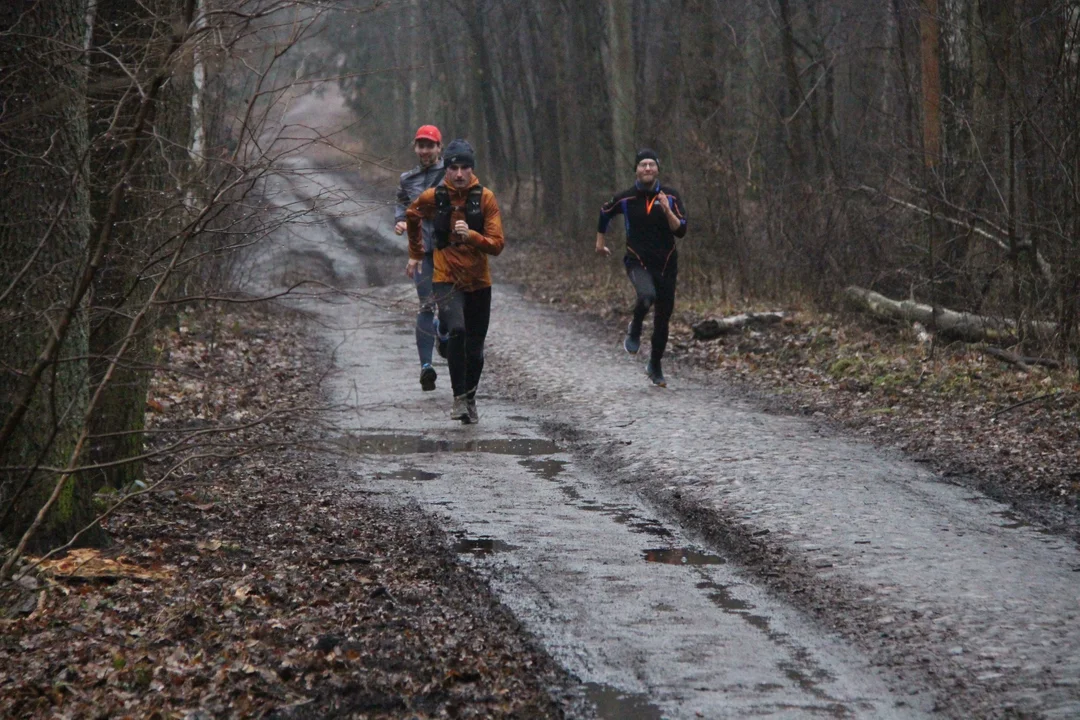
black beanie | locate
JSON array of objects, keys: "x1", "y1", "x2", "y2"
[
  {"x1": 635, "y1": 148, "x2": 660, "y2": 167},
  {"x1": 444, "y1": 139, "x2": 475, "y2": 168}
]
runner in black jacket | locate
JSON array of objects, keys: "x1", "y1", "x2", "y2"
[{"x1": 596, "y1": 148, "x2": 687, "y2": 387}]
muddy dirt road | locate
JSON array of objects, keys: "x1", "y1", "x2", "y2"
[
  {"x1": 263, "y1": 162, "x2": 1080, "y2": 718},
  {"x1": 328, "y1": 284, "x2": 920, "y2": 719}
]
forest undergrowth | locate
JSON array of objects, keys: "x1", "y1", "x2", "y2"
[
  {"x1": 502, "y1": 235, "x2": 1080, "y2": 526},
  {"x1": 0, "y1": 306, "x2": 567, "y2": 719}
]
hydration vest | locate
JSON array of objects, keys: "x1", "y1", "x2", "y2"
[{"x1": 432, "y1": 184, "x2": 485, "y2": 249}]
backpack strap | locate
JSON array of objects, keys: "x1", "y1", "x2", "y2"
[
  {"x1": 465, "y1": 185, "x2": 485, "y2": 234},
  {"x1": 432, "y1": 185, "x2": 452, "y2": 249}
]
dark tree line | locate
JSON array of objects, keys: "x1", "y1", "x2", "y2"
[
  {"x1": 332, "y1": 0, "x2": 1080, "y2": 351},
  {"x1": 4, "y1": 0, "x2": 1078, "y2": 564},
  {"x1": 0, "y1": 0, "x2": 345, "y2": 568}
]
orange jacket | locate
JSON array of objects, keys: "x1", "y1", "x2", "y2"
[{"x1": 406, "y1": 175, "x2": 504, "y2": 291}]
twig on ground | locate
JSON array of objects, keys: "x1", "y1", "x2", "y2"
[{"x1": 990, "y1": 391, "x2": 1067, "y2": 419}]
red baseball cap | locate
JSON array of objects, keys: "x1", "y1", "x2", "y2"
[{"x1": 414, "y1": 125, "x2": 442, "y2": 144}]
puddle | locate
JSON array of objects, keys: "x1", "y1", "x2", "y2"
[
  {"x1": 518, "y1": 457, "x2": 568, "y2": 481},
  {"x1": 452, "y1": 536, "x2": 518, "y2": 556},
  {"x1": 340, "y1": 433, "x2": 559, "y2": 457},
  {"x1": 575, "y1": 503, "x2": 675, "y2": 538},
  {"x1": 643, "y1": 548, "x2": 725, "y2": 566},
  {"x1": 378, "y1": 467, "x2": 441, "y2": 482},
  {"x1": 507, "y1": 415, "x2": 530, "y2": 422},
  {"x1": 583, "y1": 682, "x2": 664, "y2": 720}
]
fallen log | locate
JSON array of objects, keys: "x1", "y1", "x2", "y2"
[
  {"x1": 982, "y1": 346, "x2": 1061, "y2": 371},
  {"x1": 692, "y1": 311, "x2": 785, "y2": 340},
  {"x1": 842, "y1": 286, "x2": 1057, "y2": 344}
]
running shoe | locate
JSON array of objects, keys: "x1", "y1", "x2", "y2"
[
  {"x1": 623, "y1": 322, "x2": 641, "y2": 354},
  {"x1": 451, "y1": 395, "x2": 470, "y2": 422},
  {"x1": 466, "y1": 398, "x2": 479, "y2": 424},
  {"x1": 420, "y1": 364, "x2": 437, "y2": 391},
  {"x1": 646, "y1": 361, "x2": 667, "y2": 387}
]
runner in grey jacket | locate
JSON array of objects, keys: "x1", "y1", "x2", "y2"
[{"x1": 397, "y1": 125, "x2": 447, "y2": 391}]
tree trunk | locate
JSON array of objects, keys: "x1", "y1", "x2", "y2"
[
  {"x1": 892, "y1": 0, "x2": 919, "y2": 174},
  {"x1": 0, "y1": 0, "x2": 100, "y2": 552},
  {"x1": 604, "y1": 0, "x2": 636, "y2": 179},
  {"x1": 919, "y1": 0, "x2": 942, "y2": 169},
  {"x1": 86, "y1": 0, "x2": 192, "y2": 492},
  {"x1": 777, "y1": 0, "x2": 807, "y2": 175}
]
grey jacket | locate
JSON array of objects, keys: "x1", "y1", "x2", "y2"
[{"x1": 395, "y1": 160, "x2": 445, "y2": 253}]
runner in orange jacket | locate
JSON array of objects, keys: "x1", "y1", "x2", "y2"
[{"x1": 406, "y1": 139, "x2": 504, "y2": 423}]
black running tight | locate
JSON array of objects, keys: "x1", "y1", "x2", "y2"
[
  {"x1": 433, "y1": 284, "x2": 491, "y2": 399},
  {"x1": 626, "y1": 264, "x2": 677, "y2": 366}
]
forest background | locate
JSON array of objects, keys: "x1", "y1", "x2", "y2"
[{"x1": 2, "y1": 0, "x2": 1079, "y2": 566}]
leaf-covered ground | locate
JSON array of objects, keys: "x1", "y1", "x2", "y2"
[
  {"x1": 501, "y1": 238, "x2": 1080, "y2": 530},
  {"x1": 1, "y1": 307, "x2": 568, "y2": 719}
]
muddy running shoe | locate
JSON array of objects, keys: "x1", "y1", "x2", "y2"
[
  {"x1": 466, "y1": 398, "x2": 479, "y2": 424},
  {"x1": 451, "y1": 395, "x2": 470, "y2": 422},
  {"x1": 623, "y1": 322, "x2": 641, "y2": 354},
  {"x1": 420, "y1": 364, "x2": 437, "y2": 391},
  {"x1": 645, "y1": 361, "x2": 667, "y2": 387}
]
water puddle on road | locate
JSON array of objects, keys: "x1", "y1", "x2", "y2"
[
  {"x1": 643, "y1": 547, "x2": 725, "y2": 566},
  {"x1": 339, "y1": 433, "x2": 559, "y2": 457},
  {"x1": 453, "y1": 535, "x2": 519, "y2": 557},
  {"x1": 583, "y1": 682, "x2": 664, "y2": 720},
  {"x1": 517, "y1": 457, "x2": 567, "y2": 481},
  {"x1": 378, "y1": 467, "x2": 442, "y2": 482}
]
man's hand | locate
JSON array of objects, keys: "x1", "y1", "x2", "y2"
[
  {"x1": 595, "y1": 232, "x2": 611, "y2": 257},
  {"x1": 454, "y1": 220, "x2": 470, "y2": 241},
  {"x1": 655, "y1": 191, "x2": 681, "y2": 231},
  {"x1": 405, "y1": 258, "x2": 421, "y2": 279},
  {"x1": 655, "y1": 191, "x2": 671, "y2": 213},
  {"x1": 394, "y1": 221, "x2": 407, "y2": 236}
]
